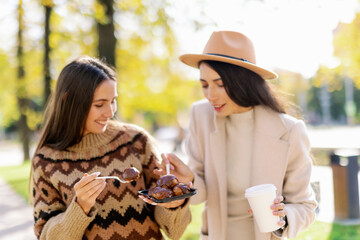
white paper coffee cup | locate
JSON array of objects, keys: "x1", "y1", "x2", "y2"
[{"x1": 245, "y1": 184, "x2": 280, "y2": 233}]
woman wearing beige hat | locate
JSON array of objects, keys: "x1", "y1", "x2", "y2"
[{"x1": 155, "y1": 31, "x2": 317, "y2": 240}]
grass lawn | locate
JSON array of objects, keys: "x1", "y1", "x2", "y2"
[
  {"x1": 0, "y1": 160, "x2": 32, "y2": 202},
  {"x1": 2, "y1": 162, "x2": 360, "y2": 240}
]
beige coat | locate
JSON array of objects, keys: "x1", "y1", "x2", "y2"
[{"x1": 186, "y1": 100, "x2": 317, "y2": 240}]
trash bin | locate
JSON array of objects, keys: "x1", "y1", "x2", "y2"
[{"x1": 330, "y1": 149, "x2": 360, "y2": 219}]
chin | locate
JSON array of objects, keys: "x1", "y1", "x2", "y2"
[
  {"x1": 92, "y1": 126, "x2": 107, "y2": 134},
  {"x1": 215, "y1": 112, "x2": 228, "y2": 117}
]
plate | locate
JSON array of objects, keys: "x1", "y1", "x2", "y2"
[{"x1": 138, "y1": 188, "x2": 197, "y2": 203}]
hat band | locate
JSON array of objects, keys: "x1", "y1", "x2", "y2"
[{"x1": 206, "y1": 53, "x2": 251, "y2": 64}]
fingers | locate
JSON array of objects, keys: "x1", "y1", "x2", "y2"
[
  {"x1": 271, "y1": 195, "x2": 286, "y2": 218},
  {"x1": 75, "y1": 173, "x2": 107, "y2": 214},
  {"x1": 79, "y1": 179, "x2": 106, "y2": 198},
  {"x1": 75, "y1": 177, "x2": 105, "y2": 197},
  {"x1": 274, "y1": 196, "x2": 284, "y2": 204},
  {"x1": 153, "y1": 153, "x2": 175, "y2": 176},
  {"x1": 278, "y1": 216, "x2": 286, "y2": 226},
  {"x1": 166, "y1": 153, "x2": 182, "y2": 168},
  {"x1": 161, "y1": 153, "x2": 169, "y2": 164},
  {"x1": 74, "y1": 172, "x2": 101, "y2": 190},
  {"x1": 139, "y1": 195, "x2": 156, "y2": 205},
  {"x1": 271, "y1": 202, "x2": 285, "y2": 211},
  {"x1": 156, "y1": 199, "x2": 185, "y2": 208},
  {"x1": 88, "y1": 181, "x2": 107, "y2": 201},
  {"x1": 138, "y1": 195, "x2": 185, "y2": 208}
]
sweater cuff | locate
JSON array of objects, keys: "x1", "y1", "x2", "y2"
[{"x1": 59, "y1": 198, "x2": 97, "y2": 238}]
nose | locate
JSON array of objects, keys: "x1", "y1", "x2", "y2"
[
  {"x1": 205, "y1": 85, "x2": 218, "y2": 102},
  {"x1": 104, "y1": 103, "x2": 115, "y2": 118}
]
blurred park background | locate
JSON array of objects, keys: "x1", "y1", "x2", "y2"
[{"x1": 1, "y1": 0, "x2": 360, "y2": 239}]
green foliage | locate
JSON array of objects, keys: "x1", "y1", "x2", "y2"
[
  {"x1": 0, "y1": 161, "x2": 31, "y2": 202},
  {"x1": 0, "y1": 51, "x2": 18, "y2": 127},
  {"x1": 333, "y1": 13, "x2": 360, "y2": 86},
  {"x1": 0, "y1": 0, "x2": 202, "y2": 133},
  {"x1": 114, "y1": 0, "x2": 202, "y2": 128}
]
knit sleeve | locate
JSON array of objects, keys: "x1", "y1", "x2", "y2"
[
  {"x1": 32, "y1": 156, "x2": 97, "y2": 239},
  {"x1": 141, "y1": 133, "x2": 191, "y2": 240}
]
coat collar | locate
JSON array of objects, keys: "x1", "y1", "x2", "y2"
[
  {"x1": 211, "y1": 105, "x2": 288, "y2": 137},
  {"x1": 253, "y1": 105, "x2": 288, "y2": 139}
]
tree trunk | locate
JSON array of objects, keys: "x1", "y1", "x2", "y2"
[
  {"x1": 17, "y1": 0, "x2": 30, "y2": 161},
  {"x1": 44, "y1": 4, "x2": 52, "y2": 107},
  {"x1": 96, "y1": 0, "x2": 116, "y2": 67}
]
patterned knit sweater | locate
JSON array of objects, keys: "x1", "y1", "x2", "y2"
[{"x1": 32, "y1": 121, "x2": 191, "y2": 240}]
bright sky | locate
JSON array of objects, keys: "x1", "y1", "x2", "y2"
[
  {"x1": 171, "y1": 0, "x2": 359, "y2": 78},
  {"x1": 0, "y1": 0, "x2": 358, "y2": 79}
]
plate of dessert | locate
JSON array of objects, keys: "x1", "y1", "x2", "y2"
[{"x1": 138, "y1": 174, "x2": 196, "y2": 203}]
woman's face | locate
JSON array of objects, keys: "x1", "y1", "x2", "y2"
[
  {"x1": 199, "y1": 62, "x2": 252, "y2": 117},
  {"x1": 84, "y1": 79, "x2": 117, "y2": 136}
]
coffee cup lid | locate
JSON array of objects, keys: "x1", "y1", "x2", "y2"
[{"x1": 245, "y1": 184, "x2": 277, "y2": 198}]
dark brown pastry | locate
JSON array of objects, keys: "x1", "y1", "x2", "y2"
[
  {"x1": 172, "y1": 183, "x2": 190, "y2": 196},
  {"x1": 156, "y1": 174, "x2": 178, "y2": 188},
  {"x1": 149, "y1": 186, "x2": 174, "y2": 200},
  {"x1": 122, "y1": 167, "x2": 140, "y2": 182}
]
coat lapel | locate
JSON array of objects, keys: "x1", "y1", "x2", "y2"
[
  {"x1": 251, "y1": 105, "x2": 290, "y2": 189},
  {"x1": 251, "y1": 106, "x2": 290, "y2": 239},
  {"x1": 209, "y1": 115, "x2": 227, "y2": 239}
]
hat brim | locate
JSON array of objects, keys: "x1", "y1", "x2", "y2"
[{"x1": 179, "y1": 54, "x2": 278, "y2": 80}]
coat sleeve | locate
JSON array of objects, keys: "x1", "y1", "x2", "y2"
[
  {"x1": 141, "y1": 132, "x2": 191, "y2": 240},
  {"x1": 32, "y1": 157, "x2": 96, "y2": 240},
  {"x1": 280, "y1": 120, "x2": 317, "y2": 238},
  {"x1": 185, "y1": 104, "x2": 207, "y2": 204}
]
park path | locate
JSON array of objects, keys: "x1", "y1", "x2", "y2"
[{"x1": 0, "y1": 177, "x2": 36, "y2": 240}]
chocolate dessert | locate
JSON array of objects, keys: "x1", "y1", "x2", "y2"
[
  {"x1": 122, "y1": 167, "x2": 140, "y2": 182},
  {"x1": 149, "y1": 186, "x2": 174, "y2": 200},
  {"x1": 172, "y1": 183, "x2": 190, "y2": 196},
  {"x1": 156, "y1": 174, "x2": 179, "y2": 188}
]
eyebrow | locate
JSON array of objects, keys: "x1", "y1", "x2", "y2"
[
  {"x1": 200, "y1": 78, "x2": 222, "y2": 82},
  {"x1": 93, "y1": 96, "x2": 118, "y2": 103}
]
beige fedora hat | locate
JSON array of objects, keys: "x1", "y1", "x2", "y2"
[{"x1": 179, "y1": 31, "x2": 278, "y2": 79}]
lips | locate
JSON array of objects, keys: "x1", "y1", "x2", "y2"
[
  {"x1": 212, "y1": 104, "x2": 225, "y2": 112},
  {"x1": 95, "y1": 120, "x2": 107, "y2": 126}
]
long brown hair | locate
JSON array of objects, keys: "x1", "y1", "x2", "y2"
[
  {"x1": 29, "y1": 57, "x2": 116, "y2": 203},
  {"x1": 201, "y1": 60, "x2": 286, "y2": 114},
  {"x1": 37, "y1": 56, "x2": 117, "y2": 151}
]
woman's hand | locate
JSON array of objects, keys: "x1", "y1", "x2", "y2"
[
  {"x1": 154, "y1": 153, "x2": 194, "y2": 185},
  {"x1": 248, "y1": 195, "x2": 287, "y2": 227},
  {"x1": 74, "y1": 172, "x2": 106, "y2": 215},
  {"x1": 139, "y1": 195, "x2": 185, "y2": 208},
  {"x1": 271, "y1": 196, "x2": 287, "y2": 226}
]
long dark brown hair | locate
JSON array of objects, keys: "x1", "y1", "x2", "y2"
[
  {"x1": 201, "y1": 60, "x2": 286, "y2": 114},
  {"x1": 37, "y1": 56, "x2": 117, "y2": 151}
]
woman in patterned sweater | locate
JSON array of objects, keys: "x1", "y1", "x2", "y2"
[{"x1": 31, "y1": 57, "x2": 191, "y2": 240}]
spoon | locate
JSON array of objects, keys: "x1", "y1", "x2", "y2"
[
  {"x1": 165, "y1": 153, "x2": 170, "y2": 175},
  {"x1": 96, "y1": 176, "x2": 131, "y2": 183}
]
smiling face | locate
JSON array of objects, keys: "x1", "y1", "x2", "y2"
[
  {"x1": 83, "y1": 79, "x2": 118, "y2": 136},
  {"x1": 199, "y1": 62, "x2": 252, "y2": 117}
]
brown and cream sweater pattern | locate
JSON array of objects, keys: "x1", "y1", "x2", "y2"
[{"x1": 32, "y1": 121, "x2": 191, "y2": 240}]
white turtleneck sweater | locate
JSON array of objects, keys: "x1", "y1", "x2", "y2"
[{"x1": 225, "y1": 109, "x2": 255, "y2": 239}]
